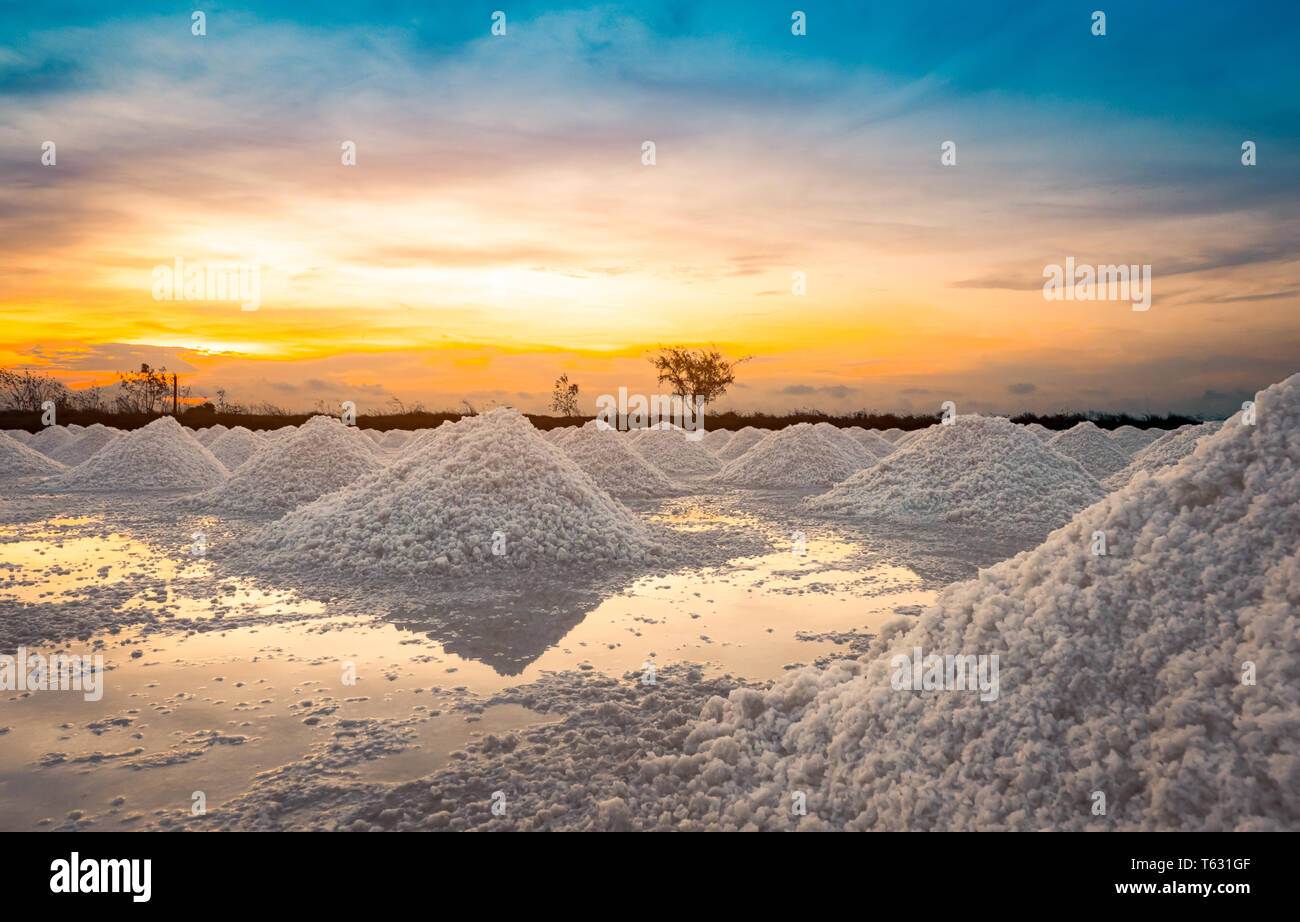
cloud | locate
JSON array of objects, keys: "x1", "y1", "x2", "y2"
[
  {"x1": 1007, "y1": 382, "x2": 1037, "y2": 395},
  {"x1": 781, "y1": 384, "x2": 853, "y2": 399}
]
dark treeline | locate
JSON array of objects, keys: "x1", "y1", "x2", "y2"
[{"x1": 0, "y1": 405, "x2": 1204, "y2": 434}]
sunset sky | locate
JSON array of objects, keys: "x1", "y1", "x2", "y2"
[{"x1": 2, "y1": 1, "x2": 1298, "y2": 417}]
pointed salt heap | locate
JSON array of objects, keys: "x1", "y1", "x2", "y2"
[
  {"x1": 894, "y1": 426, "x2": 933, "y2": 448},
  {"x1": 28, "y1": 425, "x2": 73, "y2": 457},
  {"x1": 812, "y1": 422, "x2": 879, "y2": 466},
  {"x1": 206, "y1": 425, "x2": 262, "y2": 472},
  {"x1": 194, "y1": 424, "x2": 228, "y2": 447},
  {"x1": 806, "y1": 415, "x2": 1103, "y2": 531},
  {"x1": 45, "y1": 424, "x2": 121, "y2": 467},
  {"x1": 261, "y1": 426, "x2": 297, "y2": 444},
  {"x1": 880, "y1": 428, "x2": 906, "y2": 443},
  {"x1": 187, "y1": 415, "x2": 379, "y2": 515},
  {"x1": 6, "y1": 428, "x2": 33, "y2": 443},
  {"x1": 560, "y1": 421, "x2": 677, "y2": 499},
  {"x1": 545, "y1": 426, "x2": 579, "y2": 446},
  {"x1": 0, "y1": 431, "x2": 67, "y2": 478},
  {"x1": 660, "y1": 373, "x2": 1300, "y2": 831},
  {"x1": 1105, "y1": 421, "x2": 1221, "y2": 489},
  {"x1": 1107, "y1": 424, "x2": 1161, "y2": 455},
  {"x1": 43, "y1": 416, "x2": 227, "y2": 491},
  {"x1": 631, "y1": 428, "x2": 722, "y2": 476},
  {"x1": 380, "y1": 429, "x2": 413, "y2": 453},
  {"x1": 1046, "y1": 421, "x2": 1133, "y2": 480},
  {"x1": 703, "y1": 428, "x2": 734, "y2": 454},
  {"x1": 1023, "y1": 422, "x2": 1053, "y2": 442},
  {"x1": 714, "y1": 426, "x2": 767, "y2": 461},
  {"x1": 844, "y1": 426, "x2": 897, "y2": 459},
  {"x1": 253, "y1": 408, "x2": 658, "y2": 579},
  {"x1": 715, "y1": 422, "x2": 869, "y2": 488}
]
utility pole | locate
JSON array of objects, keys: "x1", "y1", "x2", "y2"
[{"x1": 173, "y1": 375, "x2": 178, "y2": 415}]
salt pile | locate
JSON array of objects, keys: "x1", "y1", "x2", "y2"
[
  {"x1": 206, "y1": 426, "x2": 262, "y2": 472},
  {"x1": 260, "y1": 426, "x2": 297, "y2": 444},
  {"x1": 1023, "y1": 422, "x2": 1053, "y2": 441},
  {"x1": 703, "y1": 428, "x2": 734, "y2": 453},
  {"x1": 0, "y1": 431, "x2": 67, "y2": 478},
  {"x1": 28, "y1": 426, "x2": 73, "y2": 457},
  {"x1": 395, "y1": 423, "x2": 452, "y2": 460},
  {"x1": 380, "y1": 429, "x2": 413, "y2": 453},
  {"x1": 560, "y1": 421, "x2": 677, "y2": 498},
  {"x1": 812, "y1": 422, "x2": 878, "y2": 465},
  {"x1": 663, "y1": 372, "x2": 1300, "y2": 830},
  {"x1": 188, "y1": 415, "x2": 379, "y2": 515},
  {"x1": 45, "y1": 424, "x2": 120, "y2": 467},
  {"x1": 43, "y1": 416, "x2": 227, "y2": 491},
  {"x1": 7, "y1": 428, "x2": 33, "y2": 443},
  {"x1": 545, "y1": 426, "x2": 578, "y2": 446},
  {"x1": 195, "y1": 424, "x2": 227, "y2": 447},
  {"x1": 1046, "y1": 421, "x2": 1133, "y2": 479},
  {"x1": 806, "y1": 415, "x2": 1103, "y2": 530},
  {"x1": 894, "y1": 427, "x2": 933, "y2": 448},
  {"x1": 1108, "y1": 425, "x2": 1161, "y2": 454},
  {"x1": 1106, "y1": 422, "x2": 1220, "y2": 489},
  {"x1": 632, "y1": 428, "x2": 722, "y2": 476},
  {"x1": 844, "y1": 426, "x2": 897, "y2": 458},
  {"x1": 253, "y1": 408, "x2": 658, "y2": 578},
  {"x1": 881, "y1": 428, "x2": 905, "y2": 443},
  {"x1": 714, "y1": 427, "x2": 767, "y2": 461},
  {"x1": 716, "y1": 423, "x2": 868, "y2": 488}
]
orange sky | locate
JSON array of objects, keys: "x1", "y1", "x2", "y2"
[{"x1": 3, "y1": 7, "x2": 1298, "y2": 417}]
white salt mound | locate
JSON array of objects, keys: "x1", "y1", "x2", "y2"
[
  {"x1": 1106, "y1": 422, "x2": 1219, "y2": 489},
  {"x1": 195, "y1": 425, "x2": 227, "y2": 446},
  {"x1": 380, "y1": 430, "x2": 413, "y2": 452},
  {"x1": 28, "y1": 426, "x2": 73, "y2": 457},
  {"x1": 254, "y1": 408, "x2": 658, "y2": 578},
  {"x1": 546, "y1": 426, "x2": 579, "y2": 446},
  {"x1": 1047, "y1": 421, "x2": 1133, "y2": 480},
  {"x1": 0, "y1": 431, "x2": 67, "y2": 478},
  {"x1": 189, "y1": 415, "x2": 379, "y2": 515},
  {"x1": 261, "y1": 426, "x2": 297, "y2": 443},
  {"x1": 1108, "y1": 425, "x2": 1161, "y2": 454},
  {"x1": 715, "y1": 423, "x2": 868, "y2": 488},
  {"x1": 43, "y1": 416, "x2": 227, "y2": 491},
  {"x1": 206, "y1": 426, "x2": 262, "y2": 472},
  {"x1": 844, "y1": 426, "x2": 897, "y2": 458},
  {"x1": 894, "y1": 427, "x2": 933, "y2": 447},
  {"x1": 665, "y1": 371, "x2": 1300, "y2": 830},
  {"x1": 45, "y1": 425, "x2": 121, "y2": 467},
  {"x1": 560, "y1": 421, "x2": 677, "y2": 498},
  {"x1": 6, "y1": 429, "x2": 33, "y2": 443},
  {"x1": 632, "y1": 428, "x2": 721, "y2": 476},
  {"x1": 812, "y1": 423, "x2": 879, "y2": 465},
  {"x1": 880, "y1": 428, "x2": 905, "y2": 443},
  {"x1": 1023, "y1": 422, "x2": 1053, "y2": 442},
  {"x1": 703, "y1": 428, "x2": 734, "y2": 453},
  {"x1": 714, "y1": 427, "x2": 767, "y2": 461},
  {"x1": 806, "y1": 415, "x2": 1103, "y2": 531}
]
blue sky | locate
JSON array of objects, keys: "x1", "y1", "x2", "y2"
[{"x1": 2, "y1": 2, "x2": 1298, "y2": 415}]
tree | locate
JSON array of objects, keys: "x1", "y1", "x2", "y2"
[
  {"x1": 70, "y1": 385, "x2": 105, "y2": 413},
  {"x1": 114, "y1": 363, "x2": 180, "y2": 415},
  {"x1": 0, "y1": 368, "x2": 69, "y2": 412},
  {"x1": 551, "y1": 374, "x2": 580, "y2": 416},
  {"x1": 647, "y1": 346, "x2": 749, "y2": 407}
]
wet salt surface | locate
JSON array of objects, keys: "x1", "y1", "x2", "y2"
[{"x1": 0, "y1": 488, "x2": 1022, "y2": 830}]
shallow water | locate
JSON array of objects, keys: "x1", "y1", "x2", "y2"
[{"x1": 0, "y1": 493, "x2": 941, "y2": 830}]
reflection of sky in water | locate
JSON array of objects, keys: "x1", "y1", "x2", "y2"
[{"x1": 0, "y1": 504, "x2": 934, "y2": 829}]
